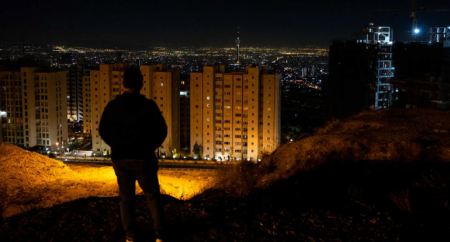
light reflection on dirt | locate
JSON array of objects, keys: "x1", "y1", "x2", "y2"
[{"x1": 3, "y1": 163, "x2": 216, "y2": 218}]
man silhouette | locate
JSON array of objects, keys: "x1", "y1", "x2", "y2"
[{"x1": 99, "y1": 69, "x2": 167, "y2": 242}]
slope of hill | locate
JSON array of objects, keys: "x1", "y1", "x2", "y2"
[
  {"x1": 0, "y1": 143, "x2": 214, "y2": 219},
  {"x1": 2, "y1": 109, "x2": 450, "y2": 241},
  {"x1": 216, "y1": 109, "x2": 450, "y2": 195}
]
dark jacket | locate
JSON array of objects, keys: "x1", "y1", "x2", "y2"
[{"x1": 99, "y1": 92, "x2": 167, "y2": 161}]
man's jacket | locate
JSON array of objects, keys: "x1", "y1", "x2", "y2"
[{"x1": 99, "y1": 92, "x2": 167, "y2": 161}]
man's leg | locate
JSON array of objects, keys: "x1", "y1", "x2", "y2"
[
  {"x1": 136, "y1": 172, "x2": 166, "y2": 239},
  {"x1": 113, "y1": 161, "x2": 137, "y2": 240}
]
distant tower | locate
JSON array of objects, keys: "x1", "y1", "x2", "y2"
[{"x1": 236, "y1": 27, "x2": 240, "y2": 64}]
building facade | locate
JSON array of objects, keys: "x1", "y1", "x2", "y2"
[
  {"x1": 0, "y1": 67, "x2": 68, "y2": 149},
  {"x1": 82, "y1": 74, "x2": 91, "y2": 134},
  {"x1": 88, "y1": 63, "x2": 180, "y2": 157},
  {"x1": 180, "y1": 75, "x2": 190, "y2": 152},
  {"x1": 140, "y1": 64, "x2": 180, "y2": 157},
  {"x1": 190, "y1": 65, "x2": 281, "y2": 161},
  {"x1": 66, "y1": 65, "x2": 89, "y2": 122},
  {"x1": 328, "y1": 23, "x2": 394, "y2": 119}
]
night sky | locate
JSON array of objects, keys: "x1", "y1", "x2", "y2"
[{"x1": 1, "y1": 0, "x2": 449, "y2": 48}]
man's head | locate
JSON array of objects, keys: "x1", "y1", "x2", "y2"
[{"x1": 123, "y1": 69, "x2": 143, "y2": 92}]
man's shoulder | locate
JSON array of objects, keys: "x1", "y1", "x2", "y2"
[
  {"x1": 142, "y1": 96, "x2": 157, "y2": 106},
  {"x1": 108, "y1": 96, "x2": 121, "y2": 106}
]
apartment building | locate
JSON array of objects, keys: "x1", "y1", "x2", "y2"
[
  {"x1": 190, "y1": 65, "x2": 281, "y2": 161},
  {"x1": 88, "y1": 63, "x2": 180, "y2": 157},
  {"x1": 66, "y1": 65, "x2": 89, "y2": 122},
  {"x1": 180, "y1": 75, "x2": 190, "y2": 151},
  {"x1": 0, "y1": 67, "x2": 68, "y2": 148},
  {"x1": 140, "y1": 64, "x2": 180, "y2": 157},
  {"x1": 89, "y1": 63, "x2": 129, "y2": 155},
  {"x1": 82, "y1": 74, "x2": 91, "y2": 134}
]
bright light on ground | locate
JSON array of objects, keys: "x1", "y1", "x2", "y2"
[
  {"x1": 0, "y1": 145, "x2": 216, "y2": 218},
  {"x1": 68, "y1": 164, "x2": 216, "y2": 200}
]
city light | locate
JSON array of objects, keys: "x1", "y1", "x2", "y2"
[{"x1": 414, "y1": 29, "x2": 420, "y2": 34}]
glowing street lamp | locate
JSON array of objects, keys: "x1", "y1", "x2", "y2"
[{"x1": 414, "y1": 28, "x2": 420, "y2": 34}]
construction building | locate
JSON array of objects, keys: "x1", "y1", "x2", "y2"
[
  {"x1": 190, "y1": 65, "x2": 281, "y2": 161},
  {"x1": 0, "y1": 67, "x2": 68, "y2": 149},
  {"x1": 87, "y1": 63, "x2": 180, "y2": 157},
  {"x1": 328, "y1": 23, "x2": 394, "y2": 119},
  {"x1": 391, "y1": 33, "x2": 450, "y2": 108},
  {"x1": 66, "y1": 65, "x2": 89, "y2": 122},
  {"x1": 328, "y1": 23, "x2": 450, "y2": 119}
]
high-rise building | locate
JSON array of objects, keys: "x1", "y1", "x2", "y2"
[
  {"x1": 302, "y1": 67, "x2": 307, "y2": 78},
  {"x1": 180, "y1": 75, "x2": 190, "y2": 152},
  {"x1": 190, "y1": 65, "x2": 281, "y2": 161},
  {"x1": 391, "y1": 40, "x2": 450, "y2": 109},
  {"x1": 328, "y1": 23, "x2": 394, "y2": 119},
  {"x1": 82, "y1": 74, "x2": 91, "y2": 134},
  {"x1": 87, "y1": 63, "x2": 180, "y2": 157},
  {"x1": 66, "y1": 65, "x2": 89, "y2": 122},
  {"x1": 88, "y1": 63, "x2": 129, "y2": 155},
  {"x1": 0, "y1": 67, "x2": 68, "y2": 149}
]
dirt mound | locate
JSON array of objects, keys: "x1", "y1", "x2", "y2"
[
  {"x1": 216, "y1": 109, "x2": 450, "y2": 195},
  {"x1": 0, "y1": 142, "x2": 76, "y2": 218},
  {"x1": 0, "y1": 143, "x2": 214, "y2": 219},
  {"x1": 0, "y1": 142, "x2": 75, "y2": 184}
]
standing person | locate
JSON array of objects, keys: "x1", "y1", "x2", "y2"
[{"x1": 99, "y1": 69, "x2": 167, "y2": 242}]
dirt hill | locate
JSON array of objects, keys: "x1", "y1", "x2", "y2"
[
  {"x1": 0, "y1": 143, "x2": 214, "y2": 219},
  {"x1": 2, "y1": 109, "x2": 450, "y2": 241},
  {"x1": 217, "y1": 109, "x2": 450, "y2": 195}
]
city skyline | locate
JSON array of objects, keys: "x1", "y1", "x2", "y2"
[{"x1": 1, "y1": 0, "x2": 449, "y2": 48}]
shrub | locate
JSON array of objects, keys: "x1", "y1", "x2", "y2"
[{"x1": 389, "y1": 189, "x2": 412, "y2": 213}]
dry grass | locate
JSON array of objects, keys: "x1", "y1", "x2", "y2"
[{"x1": 389, "y1": 189, "x2": 412, "y2": 213}]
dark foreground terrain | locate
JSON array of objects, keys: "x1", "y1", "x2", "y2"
[
  {"x1": 2, "y1": 110, "x2": 450, "y2": 241},
  {"x1": 1, "y1": 161, "x2": 450, "y2": 242}
]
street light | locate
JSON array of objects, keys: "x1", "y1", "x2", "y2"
[
  {"x1": 414, "y1": 28, "x2": 420, "y2": 34},
  {"x1": 55, "y1": 142, "x2": 61, "y2": 159}
]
